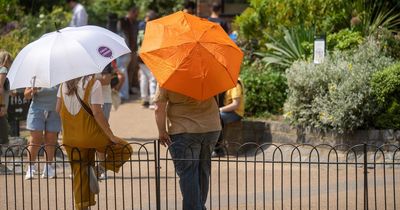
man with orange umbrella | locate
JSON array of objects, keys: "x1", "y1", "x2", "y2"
[{"x1": 140, "y1": 11, "x2": 243, "y2": 210}]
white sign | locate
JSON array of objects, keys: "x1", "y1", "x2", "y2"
[{"x1": 313, "y1": 39, "x2": 325, "y2": 64}]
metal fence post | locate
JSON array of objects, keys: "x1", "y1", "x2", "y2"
[
  {"x1": 154, "y1": 140, "x2": 161, "y2": 210},
  {"x1": 364, "y1": 143, "x2": 369, "y2": 210}
]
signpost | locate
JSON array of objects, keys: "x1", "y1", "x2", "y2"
[
  {"x1": 313, "y1": 35, "x2": 326, "y2": 64},
  {"x1": 7, "y1": 91, "x2": 31, "y2": 136}
]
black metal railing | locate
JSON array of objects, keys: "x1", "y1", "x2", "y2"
[{"x1": 1, "y1": 142, "x2": 399, "y2": 210}]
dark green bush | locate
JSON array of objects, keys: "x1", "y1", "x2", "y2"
[
  {"x1": 241, "y1": 61, "x2": 287, "y2": 116},
  {"x1": 371, "y1": 62, "x2": 400, "y2": 129}
]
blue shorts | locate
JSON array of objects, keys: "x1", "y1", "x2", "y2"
[
  {"x1": 26, "y1": 108, "x2": 61, "y2": 133},
  {"x1": 220, "y1": 111, "x2": 242, "y2": 125},
  {"x1": 102, "y1": 103, "x2": 112, "y2": 121}
]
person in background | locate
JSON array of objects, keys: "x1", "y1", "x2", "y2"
[
  {"x1": 120, "y1": 6, "x2": 140, "y2": 95},
  {"x1": 95, "y1": 64, "x2": 113, "y2": 180},
  {"x1": 66, "y1": 0, "x2": 88, "y2": 27},
  {"x1": 138, "y1": 10, "x2": 158, "y2": 109},
  {"x1": 98, "y1": 63, "x2": 113, "y2": 120},
  {"x1": 0, "y1": 50, "x2": 12, "y2": 145},
  {"x1": 154, "y1": 87, "x2": 221, "y2": 210},
  {"x1": 107, "y1": 13, "x2": 130, "y2": 101},
  {"x1": 56, "y1": 75, "x2": 132, "y2": 210},
  {"x1": 24, "y1": 86, "x2": 61, "y2": 180},
  {"x1": 183, "y1": 1, "x2": 196, "y2": 15},
  {"x1": 213, "y1": 80, "x2": 245, "y2": 157},
  {"x1": 207, "y1": 2, "x2": 230, "y2": 34}
]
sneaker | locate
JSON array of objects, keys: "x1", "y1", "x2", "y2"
[
  {"x1": 99, "y1": 172, "x2": 107, "y2": 180},
  {"x1": 95, "y1": 164, "x2": 107, "y2": 179},
  {"x1": 41, "y1": 164, "x2": 56, "y2": 179},
  {"x1": 88, "y1": 166, "x2": 100, "y2": 194},
  {"x1": 25, "y1": 165, "x2": 36, "y2": 180},
  {"x1": 148, "y1": 104, "x2": 156, "y2": 110}
]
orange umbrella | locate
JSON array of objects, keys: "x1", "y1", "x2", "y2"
[{"x1": 139, "y1": 11, "x2": 244, "y2": 100}]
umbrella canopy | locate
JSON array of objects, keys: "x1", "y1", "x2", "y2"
[
  {"x1": 139, "y1": 11, "x2": 244, "y2": 100},
  {"x1": 7, "y1": 25, "x2": 130, "y2": 89}
]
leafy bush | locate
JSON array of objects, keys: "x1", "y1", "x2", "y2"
[
  {"x1": 375, "y1": 28, "x2": 400, "y2": 59},
  {"x1": 371, "y1": 63, "x2": 400, "y2": 129},
  {"x1": 256, "y1": 27, "x2": 314, "y2": 68},
  {"x1": 327, "y1": 29, "x2": 364, "y2": 51},
  {"x1": 284, "y1": 39, "x2": 393, "y2": 133},
  {"x1": 241, "y1": 61, "x2": 287, "y2": 116},
  {"x1": 234, "y1": 0, "x2": 350, "y2": 46},
  {"x1": 87, "y1": 0, "x2": 184, "y2": 25},
  {"x1": 0, "y1": 7, "x2": 70, "y2": 57},
  {"x1": 353, "y1": 0, "x2": 400, "y2": 35}
]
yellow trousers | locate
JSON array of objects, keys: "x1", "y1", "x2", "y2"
[{"x1": 65, "y1": 141, "x2": 133, "y2": 210}]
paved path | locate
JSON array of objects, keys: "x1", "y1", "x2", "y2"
[
  {"x1": 109, "y1": 98, "x2": 158, "y2": 140},
  {"x1": 1, "y1": 99, "x2": 399, "y2": 210}
]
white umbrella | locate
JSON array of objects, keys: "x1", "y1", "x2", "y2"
[{"x1": 7, "y1": 25, "x2": 131, "y2": 89}]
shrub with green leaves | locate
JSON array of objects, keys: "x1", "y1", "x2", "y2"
[
  {"x1": 256, "y1": 27, "x2": 314, "y2": 69},
  {"x1": 327, "y1": 29, "x2": 364, "y2": 51},
  {"x1": 285, "y1": 39, "x2": 393, "y2": 133},
  {"x1": 241, "y1": 61, "x2": 287, "y2": 117},
  {"x1": 371, "y1": 63, "x2": 400, "y2": 129},
  {"x1": 234, "y1": 0, "x2": 350, "y2": 46},
  {"x1": 0, "y1": 7, "x2": 70, "y2": 57}
]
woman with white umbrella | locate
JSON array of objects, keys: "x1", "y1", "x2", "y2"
[
  {"x1": 56, "y1": 74, "x2": 132, "y2": 209},
  {"x1": 7, "y1": 25, "x2": 133, "y2": 210}
]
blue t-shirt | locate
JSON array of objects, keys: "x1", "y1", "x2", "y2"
[{"x1": 30, "y1": 86, "x2": 59, "y2": 111}]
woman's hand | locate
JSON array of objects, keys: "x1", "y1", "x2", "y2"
[
  {"x1": 24, "y1": 88, "x2": 39, "y2": 99},
  {"x1": 110, "y1": 136, "x2": 126, "y2": 145}
]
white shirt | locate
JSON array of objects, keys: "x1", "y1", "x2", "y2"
[
  {"x1": 102, "y1": 85, "x2": 112, "y2": 103},
  {"x1": 70, "y1": 3, "x2": 88, "y2": 27},
  {"x1": 57, "y1": 76, "x2": 103, "y2": 115},
  {"x1": 95, "y1": 73, "x2": 112, "y2": 103}
]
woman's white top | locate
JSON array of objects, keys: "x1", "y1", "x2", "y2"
[{"x1": 57, "y1": 76, "x2": 103, "y2": 115}]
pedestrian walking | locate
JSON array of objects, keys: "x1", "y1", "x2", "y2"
[
  {"x1": 24, "y1": 86, "x2": 61, "y2": 180},
  {"x1": 95, "y1": 63, "x2": 115, "y2": 180},
  {"x1": 138, "y1": 10, "x2": 158, "y2": 109},
  {"x1": 56, "y1": 75, "x2": 132, "y2": 210},
  {"x1": 107, "y1": 13, "x2": 130, "y2": 101},
  {"x1": 207, "y1": 2, "x2": 230, "y2": 34},
  {"x1": 154, "y1": 87, "x2": 221, "y2": 210},
  {"x1": 0, "y1": 50, "x2": 11, "y2": 144},
  {"x1": 120, "y1": 6, "x2": 140, "y2": 95},
  {"x1": 66, "y1": 0, "x2": 88, "y2": 27},
  {"x1": 141, "y1": 11, "x2": 243, "y2": 209},
  {"x1": 183, "y1": 1, "x2": 196, "y2": 15}
]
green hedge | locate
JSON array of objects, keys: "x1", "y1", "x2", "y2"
[
  {"x1": 241, "y1": 61, "x2": 287, "y2": 117},
  {"x1": 371, "y1": 62, "x2": 400, "y2": 129}
]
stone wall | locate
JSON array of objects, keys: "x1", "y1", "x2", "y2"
[{"x1": 224, "y1": 120, "x2": 400, "y2": 147}]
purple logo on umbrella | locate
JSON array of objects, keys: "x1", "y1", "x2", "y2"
[{"x1": 98, "y1": 46, "x2": 113, "y2": 58}]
